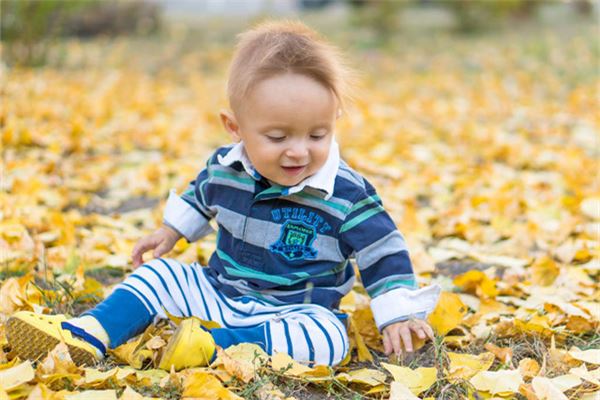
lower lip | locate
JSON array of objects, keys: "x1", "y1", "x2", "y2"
[{"x1": 281, "y1": 166, "x2": 306, "y2": 176}]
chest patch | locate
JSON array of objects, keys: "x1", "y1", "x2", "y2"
[{"x1": 269, "y1": 220, "x2": 318, "y2": 261}]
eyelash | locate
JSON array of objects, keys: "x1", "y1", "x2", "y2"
[{"x1": 267, "y1": 134, "x2": 327, "y2": 142}]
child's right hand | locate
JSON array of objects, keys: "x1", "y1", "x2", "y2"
[{"x1": 131, "y1": 225, "x2": 182, "y2": 268}]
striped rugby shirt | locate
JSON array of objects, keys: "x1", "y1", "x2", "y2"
[{"x1": 163, "y1": 139, "x2": 440, "y2": 330}]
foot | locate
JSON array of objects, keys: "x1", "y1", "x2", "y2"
[
  {"x1": 158, "y1": 318, "x2": 216, "y2": 371},
  {"x1": 6, "y1": 311, "x2": 104, "y2": 365}
]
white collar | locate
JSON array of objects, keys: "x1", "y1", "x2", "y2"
[{"x1": 217, "y1": 138, "x2": 340, "y2": 200}]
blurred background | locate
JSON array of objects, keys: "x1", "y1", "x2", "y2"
[{"x1": 1, "y1": 0, "x2": 598, "y2": 67}]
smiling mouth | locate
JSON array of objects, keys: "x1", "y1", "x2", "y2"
[{"x1": 281, "y1": 165, "x2": 307, "y2": 176}]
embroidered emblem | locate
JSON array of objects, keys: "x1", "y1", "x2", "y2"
[{"x1": 269, "y1": 220, "x2": 318, "y2": 261}]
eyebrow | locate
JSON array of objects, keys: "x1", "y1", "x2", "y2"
[{"x1": 260, "y1": 123, "x2": 331, "y2": 132}]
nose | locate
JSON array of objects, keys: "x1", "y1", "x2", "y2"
[{"x1": 284, "y1": 140, "x2": 309, "y2": 161}]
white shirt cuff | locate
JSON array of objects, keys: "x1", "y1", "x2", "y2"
[
  {"x1": 163, "y1": 189, "x2": 214, "y2": 242},
  {"x1": 370, "y1": 284, "x2": 441, "y2": 331}
]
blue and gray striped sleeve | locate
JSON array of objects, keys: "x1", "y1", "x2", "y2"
[
  {"x1": 339, "y1": 178, "x2": 440, "y2": 331},
  {"x1": 163, "y1": 166, "x2": 216, "y2": 242}
]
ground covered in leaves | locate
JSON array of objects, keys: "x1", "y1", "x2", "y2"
[{"x1": 1, "y1": 13, "x2": 599, "y2": 400}]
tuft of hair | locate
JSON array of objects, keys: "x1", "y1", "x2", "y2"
[{"x1": 226, "y1": 19, "x2": 361, "y2": 118}]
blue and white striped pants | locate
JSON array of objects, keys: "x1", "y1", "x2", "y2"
[{"x1": 87, "y1": 258, "x2": 349, "y2": 366}]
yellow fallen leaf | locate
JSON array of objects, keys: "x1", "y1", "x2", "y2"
[
  {"x1": 518, "y1": 358, "x2": 540, "y2": 380},
  {"x1": 453, "y1": 270, "x2": 498, "y2": 298},
  {"x1": 569, "y1": 364, "x2": 600, "y2": 386},
  {"x1": 119, "y1": 386, "x2": 150, "y2": 400},
  {"x1": 300, "y1": 365, "x2": 333, "y2": 381},
  {"x1": 470, "y1": 369, "x2": 523, "y2": 395},
  {"x1": 381, "y1": 362, "x2": 437, "y2": 395},
  {"x1": 484, "y1": 343, "x2": 512, "y2": 364},
  {"x1": 442, "y1": 334, "x2": 473, "y2": 348},
  {"x1": 335, "y1": 368, "x2": 387, "y2": 387},
  {"x1": 566, "y1": 315, "x2": 597, "y2": 334},
  {"x1": 580, "y1": 196, "x2": 600, "y2": 220},
  {"x1": 270, "y1": 352, "x2": 313, "y2": 376},
  {"x1": 580, "y1": 391, "x2": 600, "y2": 400},
  {"x1": 39, "y1": 342, "x2": 80, "y2": 376},
  {"x1": 0, "y1": 358, "x2": 20, "y2": 372},
  {"x1": 213, "y1": 343, "x2": 268, "y2": 383},
  {"x1": 529, "y1": 256, "x2": 560, "y2": 286},
  {"x1": 364, "y1": 384, "x2": 387, "y2": 395},
  {"x1": 252, "y1": 382, "x2": 287, "y2": 400},
  {"x1": 114, "y1": 367, "x2": 136, "y2": 382},
  {"x1": 0, "y1": 360, "x2": 35, "y2": 391},
  {"x1": 446, "y1": 352, "x2": 494, "y2": 382},
  {"x1": 549, "y1": 373, "x2": 582, "y2": 392},
  {"x1": 110, "y1": 339, "x2": 153, "y2": 369},
  {"x1": 144, "y1": 336, "x2": 166, "y2": 351},
  {"x1": 81, "y1": 367, "x2": 118, "y2": 385},
  {"x1": 514, "y1": 314, "x2": 555, "y2": 339},
  {"x1": 349, "y1": 318, "x2": 373, "y2": 362},
  {"x1": 531, "y1": 377, "x2": 568, "y2": 400},
  {"x1": 132, "y1": 369, "x2": 168, "y2": 386},
  {"x1": 0, "y1": 274, "x2": 33, "y2": 314},
  {"x1": 64, "y1": 390, "x2": 118, "y2": 400},
  {"x1": 428, "y1": 291, "x2": 468, "y2": 336},
  {"x1": 182, "y1": 371, "x2": 242, "y2": 400},
  {"x1": 568, "y1": 348, "x2": 600, "y2": 365},
  {"x1": 389, "y1": 381, "x2": 420, "y2": 400},
  {"x1": 21, "y1": 383, "x2": 58, "y2": 400}
]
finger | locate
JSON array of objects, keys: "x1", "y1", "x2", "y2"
[
  {"x1": 132, "y1": 254, "x2": 142, "y2": 269},
  {"x1": 416, "y1": 328, "x2": 426, "y2": 339},
  {"x1": 399, "y1": 327, "x2": 413, "y2": 353},
  {"x1": 153, "y1": 239, "x2": 171, "y2": 258},
  {"x1": 422, "y1": 323, "x2": 435, "y2": 340},
  {"x1": 131, "y1": 245, "x2": 144, "y2": 268},
  {"x1": 383, "y1": 330, "x2": 393, "y2": 355},
  {"x1": 391, "y1": 328, "x2": 403, "y2": 356},
  {"x1": 132, "y1": 239, "x2": 155, "y2": 267}
]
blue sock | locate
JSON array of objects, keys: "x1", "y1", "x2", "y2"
[
  {"x1": 83, "y1": 289, "x2": 154, "y2": 348},
  {"x1": 211, "y1": 326, "x2": 267, "y2": 352}
]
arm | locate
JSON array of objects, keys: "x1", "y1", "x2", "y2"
[
  {"x1": 162, "y1": 167, "x2": 216, "y2": 243},
  {"x1": 131, "y1": 167, "x2": 216, "y2": 267},
  {"x1": 339, "y1": 178, "x2": 440, "y2": 354}
]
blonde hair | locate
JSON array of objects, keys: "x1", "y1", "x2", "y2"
[{"x1": 226, "y1": 19, "x2": 360, "y2": 118}]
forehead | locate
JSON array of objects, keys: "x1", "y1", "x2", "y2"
[{"x1": 240, "y1": 73, "x2": 337, "y2": 128}]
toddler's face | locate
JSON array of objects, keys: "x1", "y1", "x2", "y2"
[{"x1": 222, "y1": 73, "x2": 339, "y2": 187}]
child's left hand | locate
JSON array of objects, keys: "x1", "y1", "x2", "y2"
[{"x1": 382, "y1": 318, "x2": 434, "y2": 356}]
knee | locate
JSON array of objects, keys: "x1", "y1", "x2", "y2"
[
  {"x1": 330, "y1": 327, "x2": 349, "y2": 367},
  {"x1": 128, "y1": 258, "x2": 181, "y2": 285}
]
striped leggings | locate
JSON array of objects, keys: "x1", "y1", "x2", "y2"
[{"x1": 85, "y1": 258, "x2": 349, "y2": 366}]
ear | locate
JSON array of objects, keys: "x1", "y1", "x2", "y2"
[{"x1": 219, "y1": 109, "x2": 242, "y2": 142}]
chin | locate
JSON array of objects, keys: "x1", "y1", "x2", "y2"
[{"x1": 276, "y1": 177, "x2": 304, "y2": 187}]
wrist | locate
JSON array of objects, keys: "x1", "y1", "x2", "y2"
[{"x1": 161, "y1": 224, "x2": 183, "y2": 240}]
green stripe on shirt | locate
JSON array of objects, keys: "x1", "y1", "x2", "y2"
[
  {"x1": 293, "y1": 191, "x2": 351, "y2": 214},
  {"x1": 349, "y1": 194, "x2": 381, "y2": 214},
  {"x1": 340, "y1": 205, "x2": 385, "y2": 233},
  {"x1": 368, "y1": 278, "x2": 417, "y2": 298},
  {"x1": 217, "y1": 249, "x2": 316, "y2": 286},
  {"x1": 212, "y1": 170, "x2": 256, "y2": 186}
]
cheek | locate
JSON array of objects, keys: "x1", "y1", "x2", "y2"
[
  {"x1": 254, "y1": 143, "x2": 282, "y2": 165},
  {"x1": 313, "y1": 144, "x2": 330, "y2": 163}
]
